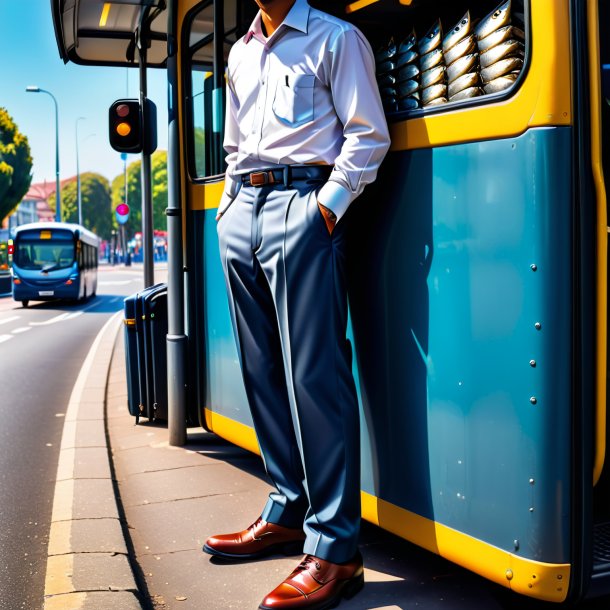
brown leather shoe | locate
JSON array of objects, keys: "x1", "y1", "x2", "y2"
[
  {"x1": 259, "y1": 553, "x2": 364, "y2": 609},
  {"x1": 203, "y1": 517, "x2": 305, "y2": 560}
]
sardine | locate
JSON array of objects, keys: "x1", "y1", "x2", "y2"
[
  {"x1": 396, "y1": 80, "x2": 419, "y2": 99},
  {"x1": 475, "y1": 0, "x2": 512, "y2": 41},
  {"x1": 375, "y1": 38, "x2": 397, "y2": 63},
  {"x1": 480, "y1": 57, "x2": 523, "y2": 83},
  {"x1": 419, "y1": 48, "x2": 443, "y2": 72},
  {"x1": 444, "y1": 34, "x2": 476, "y2": 67},
  {"x1": 377, "y1": 73, "x2": 396, "y2": 88},
  {"x1": 450, "y1": 86, "x2": 483, "y2": 101},
  {"x1": 446, "y1": 53, "x2": 477, "y2": 83},
  {"x1": 448, "y1": 72, "x2": 480, "y2": 98},
  {"x1": 420, "y1": 64, "x2": 446, "y2": 88},
  {"x1": 398, "y1": 97, "x2": 420, "y2": 111},
  {"x1": 418, "y1": 20, "x2": 442, "y2": 55},
  {"x1": 479, "y1": 40, "x2": 523, "y2": 69},
  {"x1": 396, "y1": 50, "x2": 418, "y2": 69},
  {"x1": 396, "y1": 63, "x2": 420, "y2": 83},
  {"x1": 477, "y1": 25, "x2": 524, "y2": 53},
  {"x1": 421, "y1": 83, "x2": 447, "y2": 105},
  {"x1": 424, "y1": 97, "x2": 447, "y2": 107},
  {"x1": 443, "y1": 11, "x2": 472, "y2": 53},
  {"x1": 398, "y1": 30, "x2": 417, "y2": 54},
  {"x1": 377, "y1": 59, "x2": 395, "y2": 75},
  {"x1": 380, "y1": 86, "x2": 396, "y2": 98},
  {"x1": 483, "y1": 73, "x2": 519, "y2": 94}
]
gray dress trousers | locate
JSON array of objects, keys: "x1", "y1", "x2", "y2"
[{"x1": 216, "y1": 172, "x2": 361, "y2": 564}]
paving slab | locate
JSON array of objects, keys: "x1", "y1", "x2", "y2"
[
  {"x1": 72, "y1": 447, "x2": 112, "y2": 479},
  {"x1": 45, "y1": 591, "x2": 142, "y2": 610},
  {"x1": 48, "y1": 519, "x2": 127, "y2": 556}
]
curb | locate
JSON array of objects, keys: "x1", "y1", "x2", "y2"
[{"x1": 43, "y1": 311, "x2": 143, "y2": 610}]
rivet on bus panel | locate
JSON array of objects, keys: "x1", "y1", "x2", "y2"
[
  {"x1": 529, "y1": 507, "x2": 535, "y2": 512},
  {"x1": 535, "y1": 322, "x2": 542, "y2": 330},
  {"x1": 513, "y1": 540, "x2": 519, "y2": 551},
  {"x1": 529, "y1": 478, "x2": 535, "y2": 484},
  {"x1": 529, "y1": 359, "x2": 536, "y2": 367},
  {"x1": 530, "y1": 397, "x2": 537, "y2": 404},
  {"x1": 505, "y1": 569, "x2": 514, "y2": 580},
  {"x1": 530, "y1": 264, "x2": 538, "y2": 271}
]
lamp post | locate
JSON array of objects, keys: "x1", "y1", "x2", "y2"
[
  {"x1": 26, "y1": 86, "x2": 61, "y2": 222},
  {"x1": 75, "y1": 117, "x2": 85, "y2": 226}
]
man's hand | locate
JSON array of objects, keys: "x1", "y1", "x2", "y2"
[
  {"x1": 215, "y1": 212, "x2": 223, "y2": 221},
  {"x1": 318, "y1": 203, "x2": 337, "y2": 235}
]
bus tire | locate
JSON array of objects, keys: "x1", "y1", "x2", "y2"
[{"x1": 21, "y1": 300, "x2": 29, "y2": 308}]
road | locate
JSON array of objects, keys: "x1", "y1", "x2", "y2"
[{"x1": 0, "y1": 264, "x2": 152, "y2": 610}]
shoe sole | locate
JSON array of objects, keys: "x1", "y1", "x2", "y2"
[
  {"x1": 202, "y1": 539, "x2": 304, "y2": 561},
  {"x1": 258, "y1": 571, "x2": 364, "y2": 610}
]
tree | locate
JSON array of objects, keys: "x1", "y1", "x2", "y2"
[
  {"x1": 0, "y1": 108, "x2": 33, "y2": 222},
  {"x1": 111, "y1": 150, "x2": 167, "y2": 235},
  {"x1": 50, "y1": 173, "x2": 112, "y2": 239}
]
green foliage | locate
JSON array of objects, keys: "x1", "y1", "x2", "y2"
[
  {"x1": 50, "y1": 173, "x2": 112, "y2": 239},
  {"x1": 0, "y1": 107, "x2": 33, "y2": 222},
  {"x1": 111, "y1": 150, "x2": 167, "y2": 235}
]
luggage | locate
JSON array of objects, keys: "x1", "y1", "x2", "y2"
[{"x1": 123, "y1": 283, "x2": 168, "y2": 423}]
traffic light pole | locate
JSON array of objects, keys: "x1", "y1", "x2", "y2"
[{"x1": 138, "y1": 39, "x2": 154, "y2": 289}]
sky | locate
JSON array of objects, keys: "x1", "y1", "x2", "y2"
[{"x1": 0, "y1": 0, "x2": 168, "y2": 188}]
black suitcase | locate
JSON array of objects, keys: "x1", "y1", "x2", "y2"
[{"x1": 124, "y1": 283, "x2": 168, "y2": 423}]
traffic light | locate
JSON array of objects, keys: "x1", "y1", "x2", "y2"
[{"x1": 109, "y1": 99, "x2": 141, "y2": 153}]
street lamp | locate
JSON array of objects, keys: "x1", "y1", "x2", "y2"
[
  {"x1": 75, "y1": 117, "x2": 85, "y2": 226},
  {"x1": 26, "y1": 86, "x2": 61, "y2": 222}
]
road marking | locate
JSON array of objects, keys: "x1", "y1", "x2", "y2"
[
  {"x1": 12, "y1": 327, "x2": 32, "y2": 334},
  {"x1": 0, "y1": 334, "x2": 13, "y2": 344},
  {"x1": 30, "y1": 312, "x2": 72, "y2": 326},
  {"x1": 98, "y1": 280, "x2": 136, "y2": 286},
  {"x1": 0, "y1": 315, "x2": 20, "y2": 326}
]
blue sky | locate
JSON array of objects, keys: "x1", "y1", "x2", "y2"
[{"x1": 0, "y1": 0, "x2": 168, "y2": 187}]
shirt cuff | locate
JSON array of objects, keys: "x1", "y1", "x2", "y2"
[{"x1": 316, "y1": 180, "x2": 354, "y2": 222}]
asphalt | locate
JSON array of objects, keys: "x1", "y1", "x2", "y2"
[{"x1": 45, "y1": 305, "x2": 603, "y2": 610}]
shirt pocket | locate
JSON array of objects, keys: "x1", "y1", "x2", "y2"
[{"x1": 272, "y1": 73, "x2": 315, "y2": 127}]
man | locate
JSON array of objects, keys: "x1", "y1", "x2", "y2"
[{"x1": 204, "y1": 0, "x2": 390, "y2": 607}]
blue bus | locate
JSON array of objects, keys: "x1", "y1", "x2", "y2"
[{"x1": 11, "y1": 223, "x2": 99, "y2": 308}]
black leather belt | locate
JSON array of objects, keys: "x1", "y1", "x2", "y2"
[{"x1": 240, "y1": 165, "x2": 332, "y2": 187}]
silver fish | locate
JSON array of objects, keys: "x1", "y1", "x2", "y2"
[
  {"x1": 480, "y1": 57, "x2": 523, "y2": 83},
  {"x1": 419, "y1": 20, "x2": 442, "y2": 55},
  {"x1": 483, "y1": 73, "x2": 519, "y2": 94},
  {"x1": 443, "y1": 11, "x2": 472, "y2": 53},
  {"x1": 377, "y1": 73, "x2": 396, "y2": 88},
  {"x1": 448, "y1": 72, "x2": 480, "y2": 98},
  {"x1": 375, "y1": 38, "x2": 397, "y2": 63},
  {"x1": 446, "y1": 53, "x2": 477, "y2": 83},
  {"x1": 396, "y1": 63, "x2": 420, "y2": 83},
  {"x1": 398, "y1": 97, "x2": 420, "y2": 111},
  {"x1": 377, "y1": 59, "x2": 395, "y2": 75},
  {"x1": 396, "y1": 80, "x2": 419, "y2": 99},
  {"x1": 479, "y1": 40, "x2": 523, "y2": 69},
  {"x1": 421, "y1": 83, "x2": 447, "y2": 105},
  {"x1": 420, "y1": 48, "x2": 443, "y2": 72},
  {"x1": 477, "y1": 25, "x2": 524, "y2": 53},
  {"x1": 450, "y1": 86, "x2": 483, "y2": 101},
  {"x1": 444, "y1": 34, "x2": 476, "y2": 66},
  {"x1": 396, "y1": 50, "x2": 419, "y2": 68},
  {"x1": 420, "y1": 64, "x2": 446, "y2": 88},
  {"x1": 424, "y1": 97, "x2": 448, "y2": 107},
  {"x1": 475, "y1": 0, "x2": 512, "y2": 41},
  {"x1": 398, "y1": 30, "x2": 417, "y2": 54}
]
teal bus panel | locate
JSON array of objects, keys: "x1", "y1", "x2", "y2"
[{"x1": 200, "y1": 125, "x2": 573, "y2": 564}]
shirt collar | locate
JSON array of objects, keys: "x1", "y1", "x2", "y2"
[{"x1": 245, "y1": 0, "x2": 309, "y2": 44}]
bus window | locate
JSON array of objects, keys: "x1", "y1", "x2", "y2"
[
  {"x1": 15, "y1": 234, "x2": 75, "y2": 271},
  {"x1": 187, "y1": 1, "x2": 256, "y2": 180}
]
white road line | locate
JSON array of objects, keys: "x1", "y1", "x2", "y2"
[
  {"x1": 98, "y1": 280, "x2": 135, "y2": 286},
  {"x1": 29, "y1": 312, "x2": 72, "y2": 326},
  {"x1": 0, "y1": 334, "x2": 13, "y2": 344},
  {"x1": 63, "y1": 312, "x2": 84, "y2": 321},
  {"x1": 11, "y1": 327, "x2": 31, "y2": 334},
  {"x1": 0, "y1": 315, "x2": 20, "y2": 326}
]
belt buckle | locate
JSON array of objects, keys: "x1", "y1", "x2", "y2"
[{"x1": 250, "y1": 171, "x2": 269, "y2": 187}]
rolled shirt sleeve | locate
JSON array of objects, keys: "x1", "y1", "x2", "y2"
[{"x1": 316, "y1": 28, "x2": 391, "y2": 222}]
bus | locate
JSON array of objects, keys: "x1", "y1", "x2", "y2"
[
  {"x1": 11, "y1": 222, "x2": 99, "y2": 308},
  {"x1": 52, "y1": 0, "x2": 610, "y2": 604}
]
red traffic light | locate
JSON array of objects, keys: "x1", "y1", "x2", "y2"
[{"x1": 116, "y1": 203, "x2": 130, "y2": 216}]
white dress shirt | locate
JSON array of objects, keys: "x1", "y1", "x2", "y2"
[{"x1": 218, "y1": 0, "x2": 391, "y2": 222}]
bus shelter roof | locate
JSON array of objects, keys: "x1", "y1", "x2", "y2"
[{"x1": 51, "y1": 0, "x2": 168, "y2": 67}]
